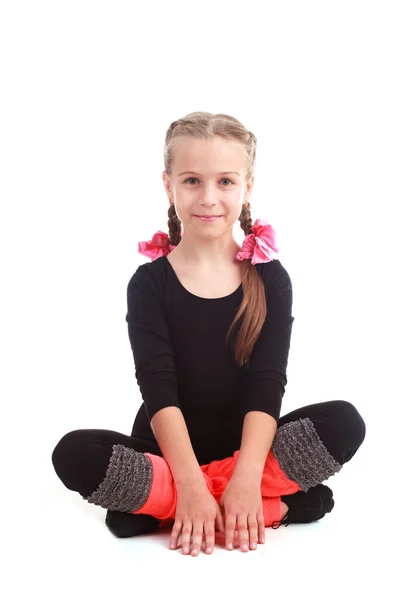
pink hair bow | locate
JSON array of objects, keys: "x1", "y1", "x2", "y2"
[
  {"x1": 235, "y1": 218, "x2": 279, "y2": 265},
  {"x1": 138, "y1": 218, "x2": 278, "y2": 264},
  {"x1": 138, "y1": 230, "x2": 177, "y2": 261}
]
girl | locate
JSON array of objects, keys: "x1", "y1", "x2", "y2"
[{"x1": 52, "y1": 111, "x2": 366, "y2": 557}]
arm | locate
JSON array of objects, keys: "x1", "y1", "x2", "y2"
[
  {"x1": 151, "y1": 406, "x2": 207, "y2": 491},
  {"x1": 234, "y1": 260, "x2": 295, "y2": 482},
  {"x1": 126, "y1": 265, "x2": 205, "y2": 489},
  {"x1": 126, "y1": 265, "x2": 180, "y2": 420},
  {"x1": 232, "y1": 411, "x2": 277, "y2": 484}
]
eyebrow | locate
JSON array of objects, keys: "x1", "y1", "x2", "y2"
[{"x1": 177, "y1": 171, "x2": 240, "y2": 177}]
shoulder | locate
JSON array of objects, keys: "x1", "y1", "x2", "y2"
[
  {"x1": 254, "y1": 258, "x2": 292, "y2": 288},
  {"x1": 127, "y1": 256, "x2": 167, "y2": 296},
  {"x1": 254, "y1": 259, "x2": 293, "y2": 315}
]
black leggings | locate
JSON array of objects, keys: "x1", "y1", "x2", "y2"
[{"x1": 52, "y1": 400, "x2": 366, "y2": 500}]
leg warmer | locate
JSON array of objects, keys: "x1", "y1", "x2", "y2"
[
  {"x1": 82, "y1": 417, "x2": 343, "y2": 523},
  {"x1": 272, "y1": 417, "x2": 342, "y2": 492},
  {"x1": 81, "y1": 442, "x2": 296, "y2": 525},
  {"x1": 83, "y1": 444, "x2": 153, "y2": 512}
]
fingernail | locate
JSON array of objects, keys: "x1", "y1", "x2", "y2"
[
  {"x1": 228, "y1": 543, "x2": 233, "y2": 550},
  {"x1": 183, "y1": 546, "x2": 189, "y2": 553},
  {"x1": 242, "y1": 544, "x2": 249, "y2": 551},
  {"x1": 250, "y1": 541, "x2": 257, "y2": 549},
  {"x1": 206, "y1": 547, "x2": 212, "y2": 553}
]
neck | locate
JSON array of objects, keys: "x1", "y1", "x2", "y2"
[{"x1": 171, "y1": 237, "x2": 242, "y2": 270}]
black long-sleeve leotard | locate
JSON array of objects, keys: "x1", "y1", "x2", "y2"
[{"x1": 126, "y1": 255, "x2": 295, "y2": 465}]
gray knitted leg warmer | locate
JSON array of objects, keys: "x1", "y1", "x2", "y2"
[
  {"x1": 83, "y1": 444, "x2": 153, "y2": 512},
  {"x1": 272, "y1": 417, "x2": 342, "y2": 492}
]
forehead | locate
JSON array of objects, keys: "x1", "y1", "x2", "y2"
[{"x1": 172, "y1": 137, "x2": 246, "y2": 175}]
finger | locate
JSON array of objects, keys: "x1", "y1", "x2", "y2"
[
  {"x1": 204, "y1": 519, "x2": 215, "y2": 555},
  {"x1": 169, "y1": 520, "x2": 182, "y2": 550},
  {"x1": 181, "y1": 521, "x2": 193, "y2": 555},
  {"x1": 225, "y1": 515, "x2": 237, "y2": 550},
  {"x1": 234, "y1": 528, "x2": 239, "y2": 547},
  {"x1": 238, "y1": 514, "x2": 250, "y2": 552},
  {"x1": 216, "y1": 506, "x2": 225, "y2": 534},
  {"x1": 248, "y1": 514, "x2": 259, "y2": 550},
  {"x1": 190, "y1": 521, "x2": 204, "y2": 557},
  {"x1": 257, "y1": 511, "x2": 265, "y2": 544}
]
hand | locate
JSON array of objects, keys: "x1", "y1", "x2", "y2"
[
  {"x1": 169, "y1": 483, "x2": 225, "y2": 556},
  {"x1": 219, "y1": 477, "x2": 265, "y2": 552}
]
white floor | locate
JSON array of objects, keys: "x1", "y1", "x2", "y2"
[{"x1": 7, "y1": 420, "x2": 395, "y2": 600}]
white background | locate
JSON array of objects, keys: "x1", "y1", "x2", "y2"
[{"x1": 1, "y1": 1, "x2": 398, "y2": 598}]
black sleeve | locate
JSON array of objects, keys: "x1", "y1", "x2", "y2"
[
  {"x1": 241, "y1": 259, "x2": 295, "y2": 424},
  {"x1": 125, "y1": 265, "x2": 181, "y2": 423}
]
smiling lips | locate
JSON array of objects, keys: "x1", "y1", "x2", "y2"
[{"x1": 195, "y1": 215, "x2": 222, "y2": 221}]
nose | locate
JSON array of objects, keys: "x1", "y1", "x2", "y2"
[{"x1": 199, "y1": 182, "x2": 220, "y2": 204}]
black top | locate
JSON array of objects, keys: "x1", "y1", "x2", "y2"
[{"x1": 126, "y1": 255, "x2": 295, "y2": 464}]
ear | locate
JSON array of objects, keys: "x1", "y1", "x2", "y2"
[
  {"x1": 246, "y1": 175, "x2": 255, "y2": 198},
  {"x1": 161, "y1": 171, "x2": 172, "y2": 197}
]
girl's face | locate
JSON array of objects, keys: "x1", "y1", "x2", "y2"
[{"x1": 162, "y1": 136, "x2": 254, "y2": 237}]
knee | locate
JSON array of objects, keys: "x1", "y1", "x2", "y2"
[
  {"x1": 330, "y1": 400, "x2": 366, "y2": 448},
  {"x1": 51, "y1": 429, "x2": 90, "y2": 485}
]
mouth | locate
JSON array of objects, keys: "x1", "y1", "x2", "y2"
[{"x1": 195, "y1": 215, "x2": 222, "y2": 221}]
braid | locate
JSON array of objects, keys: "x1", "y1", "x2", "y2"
[
  {"x1": 167, "y1": 204, "x2": 182, "y2": 247},
  {"x1": 238, "y1": 202, "x2": 254, "y2": 236}
]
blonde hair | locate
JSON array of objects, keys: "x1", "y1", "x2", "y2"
[{"x1": 164, "y1": 111, "x2": 267, "y2": 369}]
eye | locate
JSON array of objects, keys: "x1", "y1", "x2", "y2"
[{"x1": 183, "y1": 177, "x2": 234, "y2": 186}]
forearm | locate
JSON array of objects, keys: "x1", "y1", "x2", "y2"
[
  {"x1": 150, "y1": 406, "x2": 207, "y2": 491},
  {"x1": 232, "y1": 411, "x2": 278, "y2": 483}
]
